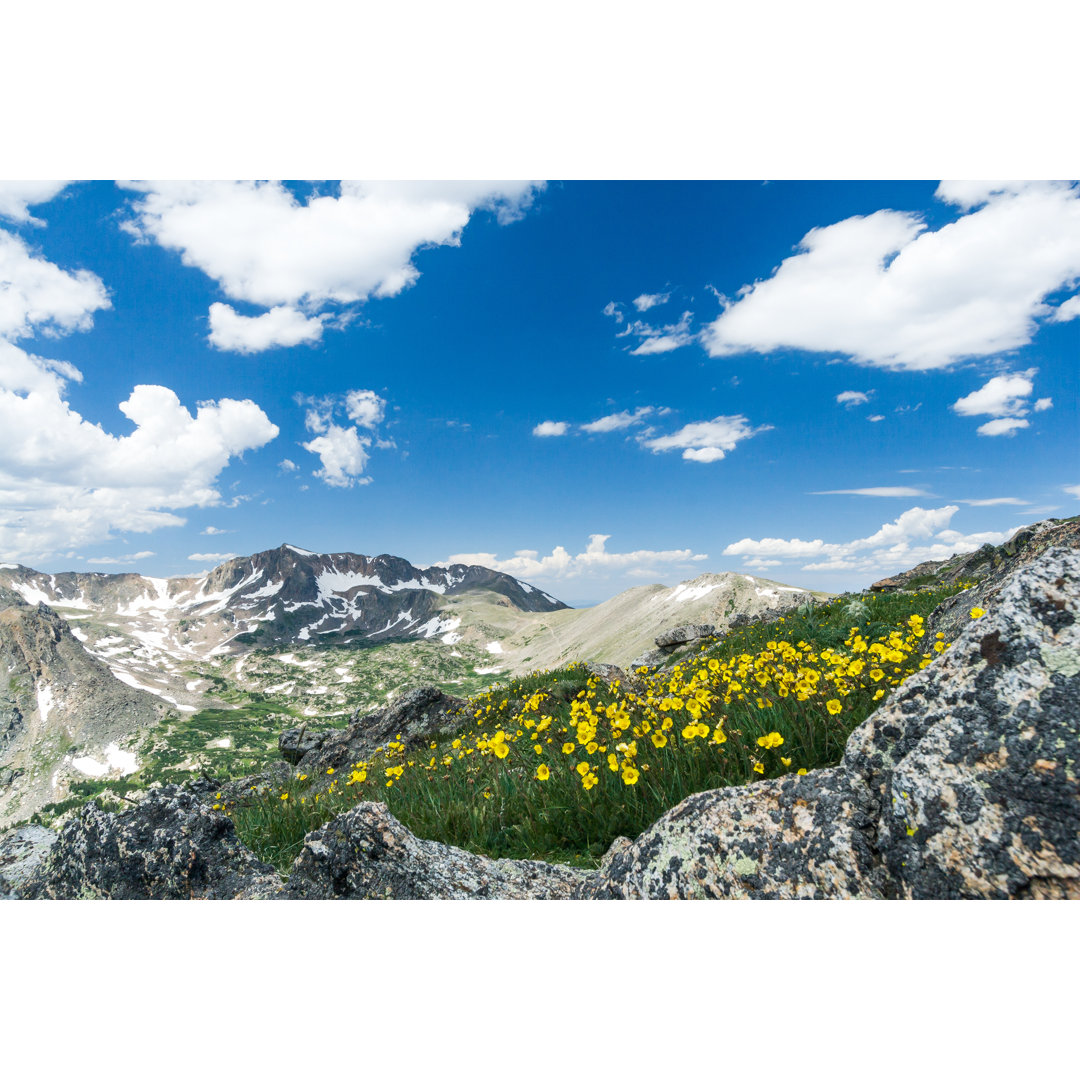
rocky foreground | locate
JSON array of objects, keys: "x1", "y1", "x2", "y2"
[{"x1": 3, "y1": 540, "x2": 1077, "y2": 900}]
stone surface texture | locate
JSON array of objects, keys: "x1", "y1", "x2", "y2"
[
  {"x1": 655, "y1": 624, "x2": 716, "y2": 650},
  {"x1": 16, "y1": 785, "x2": 281, "y2": 899},
  {"x1": 924, "y1": 517, "x2": 1079, "y2": 644},
  {"x1": 576, "y1": 545, "x2": 1079, "y2": 899},
  {"x1": 279, "y1": 801, "x2": 589, "y2": 899}
]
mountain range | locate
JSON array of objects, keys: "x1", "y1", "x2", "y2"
[{"x1": 0, "y1": 543, "x2": 822, "y2": 825}]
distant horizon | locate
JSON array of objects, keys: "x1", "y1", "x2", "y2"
[
  {"x1": 9, "y1": 519, "x2": 1071, "y2": 609},
  {"x1": 1, "y1": 181, "x2": 1076, "y2": 608}
]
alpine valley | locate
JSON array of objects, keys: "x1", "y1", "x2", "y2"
[{"x1": 0, "y1": 543, "x2": 824, "y2": 826}]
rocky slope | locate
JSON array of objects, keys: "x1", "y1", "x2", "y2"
[
  {"x1": 8, "y1": 539, "x2": 1077, "y2": 900},
  {"x1": 0, "y1": 587, "x2": 168, "y2": 825}
]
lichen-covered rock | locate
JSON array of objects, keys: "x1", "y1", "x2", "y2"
[
  {"x1": 854, "y1": 550, "x2": 1080, "y2": 898},
  {"x1": 280, "y1": 801, "x2": 589, "y2": 899},
  {"x1": 292, "y1": 686, "x2": 466, "y2": 785},
  {"x1": 577, "y1": 545, "x2": 1080, "y2": 899},
  {"x1": 924, "y1": 517, "x2": 1079, "y2": 644},
  {"x1": 0, "y1": 824, "x2": 57, "y2": 898},
  {"x1": 574, "y1": 765, "x2": 883, "y2": 899},
  {"x1": 655, "y1": 624, "x2": 716, "y2": 650},
  {"x1": 16, "y1": 785, "x2": 281, "y2": 899}
]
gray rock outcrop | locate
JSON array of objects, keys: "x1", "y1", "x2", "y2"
[
  {"x1": 655, "y1": 624, "x2": 716, "y2": 650},
  {"x1": 575, "y1": 545, "x2": 1080, "y2": 899},
  {"x1": 582, "y1": 662, "x2": 632, "y2": 686},
  {"x1": 925, "y1": 517, "x2": 1079, "y2": 643},
  {"x1": 15, "y1": 785, "x2": 281, "y2": 899},
  {"x1": 285, "y1": 686, "x2": 466, "y2": 784},
  {"x1": 279, "y1": 801, "x2": 589, "y2": 899}
]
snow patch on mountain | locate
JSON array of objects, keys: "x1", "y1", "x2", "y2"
[
  {"x1": 72, "y1": 743, "x2": 139, "y2": 778},
  {"x1": 36, "y1": 685, "x2": 55, "y2": 723}
]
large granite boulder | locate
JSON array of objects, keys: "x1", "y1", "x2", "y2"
[
  {"x1": 279, "y1": 801, "x2": 589, "y2": 899},
  {"x1": 15, "y1": 785, "x2": 281, "y2": 899},
  {"x1": 575, "y1": 545, "x2": 1079, "y2": 899}
]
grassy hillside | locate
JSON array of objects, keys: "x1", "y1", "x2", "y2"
[{"x1": 222, "y1": 578, "x2": 978, "y2": 872}]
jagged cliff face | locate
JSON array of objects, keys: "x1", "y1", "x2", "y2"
[{"x1": 0, "y1": 586, "x2": 167, "y2": 826}]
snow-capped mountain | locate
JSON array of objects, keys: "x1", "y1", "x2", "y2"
[{"x1": 0, "y1": 543, "x2": 566, "y2": 664}]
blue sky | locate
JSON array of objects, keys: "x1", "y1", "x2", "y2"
[{"x1": 1, "y1": 180, "x2": 1076, "y2": 605}]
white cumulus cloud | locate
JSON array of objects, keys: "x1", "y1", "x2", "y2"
[
  {"x1": 836, "y1": 390, "x2": 870, "y2": 407},
  {"x1": 302, "y1": 425, "x2": 372, "y2": 488},
  {"x1": 581, "y1": 407, "x2": 653, "y2": 433},
  {"x1": 724, "y1": 505, "x2": 1018, "y2": 577},
  {"x1": 1, "y1": 229, "x2": 110, "y2": 340},
  {"x1": 121, "y1": 181, "x2": 543, "y2": 353},
  {"x1": 951, "y1": 369, "x2": 1052, "y2": 437},
  {"x1": 207, "y1": 302, "x2": 325, "y2": 353},
  {"x1": 1051, "y1": 295, "x2": 1080, "y2": 322},
  {"x1": 977, "y1": 417, "x2": 1030, "y2": 437},
  {"x1": 188, "y1": 552, "x2": 238, "y2": 563},
  {"x1": 633, "y1": 291, "x2": 671, "y2": 312},
  {"x1": 0, "y1": 342, "x2": 279, "y2": 561},
  {"x1": 443, "y1": 533, "x2": 708, "y2": 583},
  {"x1": 702, "y1": 181, "x2": 1080, "y2": 370},
  {"x1": 533, "y1": 420, "x2": 568, "y2": 437},
  {"x1": 345, "y1": 388, "x2": 386, "y2": 429},
  {"x1": 0, "y1": 182, "x2": 70, "y2": 225},
  {"x1": 297, "y1": 389, "x2": 388, "y2": 488},
  {"x1": 640, "y1": 415, "x2": 770, "y2": 462},
  {"x1": 952, "y1": 370, "x2": 1036, "y2": 417},
  {"x1": 0, "y1": 235, "x2": 278, "y2": 562}
]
